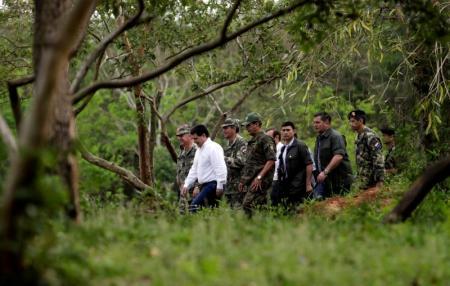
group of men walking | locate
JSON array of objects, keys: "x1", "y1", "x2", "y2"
[{"x1": 175, "y1": 109, "x2": 397, "y2": 215}]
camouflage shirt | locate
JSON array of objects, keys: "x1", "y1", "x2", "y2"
[
  {"x1": 176, "y1": 144, "x2": 197, "y2": 188},
  {"x1": 384, "y1": 145, "x2": 396, "y2": 171},
  {"x1": 355, "y1": 127, "x2": 385, "y2": 188},
  {"x1": 240, "y1": 131, "x2": 276, "y2": 188},
  {"x1": 224, "y1": 135, "x2": 247, "y2": 194}
]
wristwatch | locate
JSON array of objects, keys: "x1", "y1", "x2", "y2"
[
  {"x1": 257, "y1": 175, "x2": 262, "y2": 180},
  {"x1": 323, "y1": 168, "x2": 330, "y2": 176}
]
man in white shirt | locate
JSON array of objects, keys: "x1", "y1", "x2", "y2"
[{"x1": 181, "y1": 124, "x2": 227, "y2": 212}]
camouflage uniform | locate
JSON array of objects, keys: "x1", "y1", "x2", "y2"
[
  {"x1": 355, "y1": 127, "x2": 385, "y2": 189},
  {"x1": 384, "y1": 146, "x2": 396, "y2": 171},
  {"x1": 224, "y1": 134, "x2": 247, "y2": 208},
  {"x1": 240, "y1": 131, "x2": 276, "y2": 214},
  {"x1": 176, "y1": 145, "x2": 197, "y2": 213},
  {"x1": 176, "y1": 145, "x2": 197, "y2": 189}
]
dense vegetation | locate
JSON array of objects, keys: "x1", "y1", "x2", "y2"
[
  {"x1": 26, "y1": 182, "x2": 450, "y2": 285},
  {"x1": 0, "y1": 0, "x2": 449, "y2": 284}
]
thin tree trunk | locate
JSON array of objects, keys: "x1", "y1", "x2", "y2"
[
  {"x1": 148, "y1": 91, "x2": 162, "y2": 184},
  {"x1": 122, "y1": 21, "x2": 151, "y2": 185}
]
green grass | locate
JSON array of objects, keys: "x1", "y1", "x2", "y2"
[{"x1": 28, "y1": 183, "x2": 450, "y2": 286}]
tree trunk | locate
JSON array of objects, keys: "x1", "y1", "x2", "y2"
[
  {"x1": 0, "y1": 0, "x2": 95, "y2": 277},
  {"x1": 36, "y1": 0, "x2": 80, "y2": 222},
  {"x1": 148, "y1": 91, "x2": 162, "y2": 184},
  {"x1": 122, "y1": 26, "x2": 151, "y2": 185}
]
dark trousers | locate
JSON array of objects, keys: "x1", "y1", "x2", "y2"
[
  {"x1": 313, "y1": 180, "x2": 351, "y2": 199},
  {"x1": 270, "y1": 180, "x2": 282, "y2": 206},
  {"x1": 190, "y1": 181, "x2": 218, "y2": 213},
  {"x1": 271, "y1": 180, "x2": 305, "y2": 212}
]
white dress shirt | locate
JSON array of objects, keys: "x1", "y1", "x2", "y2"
[
  {"x1": 184, "y1": 138, "x2": 227, "y2": 189},
  {"x1": 273, "y1": 141, "x2": 284, "y2": 180},
  {"x1": 282, "y1": 138, "x2": 295, "y2": 167}
]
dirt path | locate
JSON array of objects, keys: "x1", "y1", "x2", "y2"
[{"x1": 310, "y1": 187, "x2": 393, "y2": 217}]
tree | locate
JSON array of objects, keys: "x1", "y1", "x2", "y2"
[{"x1": 0, "y1": 0, "x2": 317, "y2": 279}]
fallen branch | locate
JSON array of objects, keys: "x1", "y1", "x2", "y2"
[
  {"x1": 383, "y1": 157, "x2": 450, "y2": 223},
  {"x1": 79, "y1": 144, "x2": 150, "y2": 190}
]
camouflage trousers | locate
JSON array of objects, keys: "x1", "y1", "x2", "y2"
[
  {"x1": 242, "y1": 189, "x2": 268, "y2": 217},
  {"x1": 178, "y1": 185, "x2": 199, "y2": 214},
  {"x1": 178, "y1": 194, "x2": 192, "y2": 214},
  {"x1": 225, "y1": 192, "x2": 245, "y2": 209}
]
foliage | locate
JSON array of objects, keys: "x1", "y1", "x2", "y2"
[
  {"x1": 0, "y1": 1, "x2": 449, "y2": 284},
  {"x1": 25, "y1": 179, "x2": 450, "y2": 285}
]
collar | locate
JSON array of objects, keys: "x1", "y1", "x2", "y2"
[
  {"x1": 228, "y1": 134, "x2": 242, "y2": 147},
  {"x1": 286, "y1": 138, "x2": 295, "y2": 147},
  {"x1": 200, "y1": 137, "x2": 212, "y2": 149},
  {"x1": 250, "y1": 131, "x2": 264, "y2": 141},
  {"x1": 319, "y1": 128, "x2": 332, "y2": 138}
]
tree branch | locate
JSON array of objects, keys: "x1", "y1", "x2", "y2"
[
  {"x1": 79, "y1": 144, "x2": 150, "y2": 190},
  {"x1": 74, "y1": 50, "x2": 105, "y2": 116},
  {"x1": 70, "y1": 0, "x2": 153, "y2": 93},
  {"x1": 221, "y1": 0, "x2": 242, "y2": 39},
  {"x1": 162, "y1": 78, "x2": 245, "y2": 122},
  {"x1": 208, "y1": 94, "x2": 224, "y2": 114},
  {"x1": 209, "y1": 76, "x2": 276, "y2": 139},
  {"x1": 210, "y1": 112, "x2": 228, "y2": 141},
  {"x1": 73, "y1": 0, "x2": 310, "y2": 103},
  {"x1": 229, "y1": 76, "x2": 279, "y2": 115},
  {"x1": 6, "y1": 75, "x2": 35, "y2": 130}
]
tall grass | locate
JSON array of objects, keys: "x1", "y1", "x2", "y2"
[{"x1": 28, "y1": 182, "x2": 449, "y2": 285}]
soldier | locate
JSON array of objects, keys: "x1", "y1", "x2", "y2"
[
  {"x1": 222, "y1": 118, "x2": 247, "y2": 208},
  {"x1": 380, "y1": 127, "x2": 397, "y2": 175},
  {"x1": 175, "y1": 124, "x2": 197, "y2": 213},
  {"x1": 313, "y1": 112, "x2": 353, "y2": 199},
  {"x1": 348, "y1": 110, "x2": 384, "y2": 189},
  {"x1": 238, "y1": 112, "x2": 276, "y2": 216}
]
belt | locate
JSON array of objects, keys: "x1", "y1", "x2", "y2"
[{"x1": 199, "y1": 181, "x2": 216, "y2": 189}]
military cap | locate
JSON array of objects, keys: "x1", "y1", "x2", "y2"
[
  {"x1": 222, "y1": 118, "x2": 239, "y2": 128},
  {"x1": 176, "y1": 124, "x2": 191, "y2": 136},
  {"x1": 241, "y1": 112, "x2": 262, "y2": 126},
  {"x1": 380, "y1": 127, "x2": 395, "y2": 136},
  {"x1": 348, "y1": 109, "x2": 366, "y2": 120}
]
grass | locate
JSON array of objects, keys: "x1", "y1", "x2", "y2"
[{"x1": 28, "y1": 180, "x2": 450, "y2": 286}]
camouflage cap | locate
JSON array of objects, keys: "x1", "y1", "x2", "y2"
[
  {"x1": 176, "y1": 124, "x2": 191, "y2": 136},
  {"x1": 222, "y1": 118, "x2": 239, "y2": 128},
  {"x1": 241, "y1": 112, "x2": 262, "y2": 126}
]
